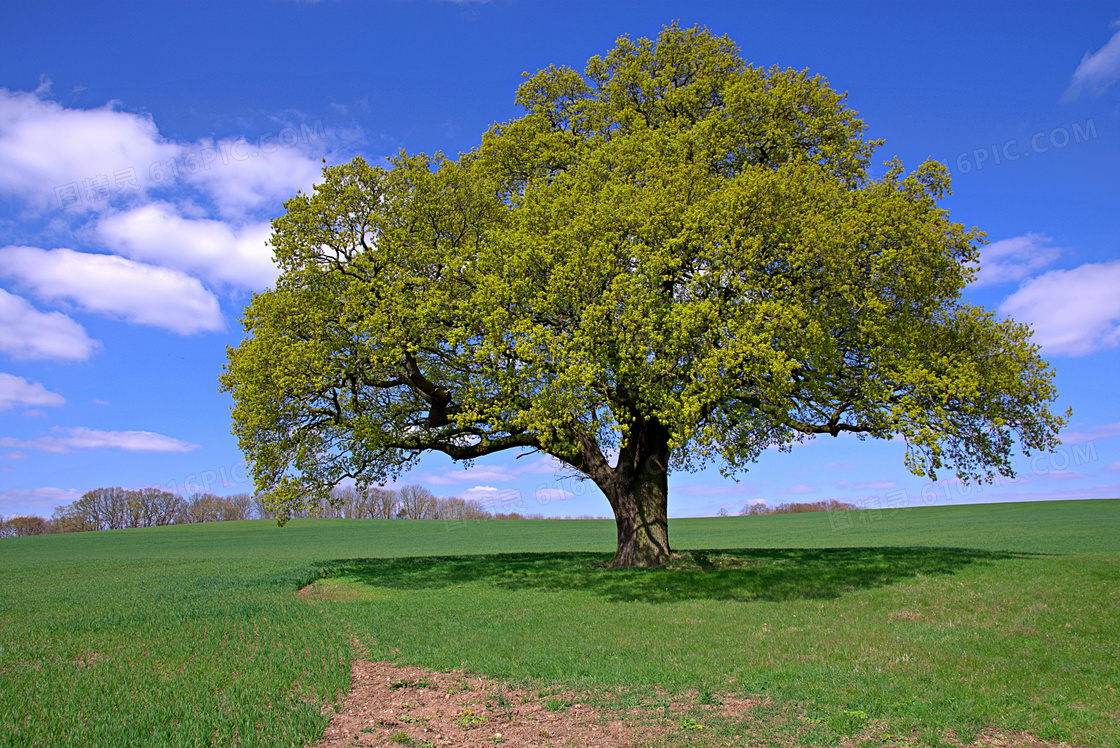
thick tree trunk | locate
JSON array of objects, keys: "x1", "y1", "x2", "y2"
[
  {"x1": 607, "y1": 467, "x2": 670, "y2": 567},
  {"x1": 597, "y1": 415, "x2": 673, "y2": 568}
]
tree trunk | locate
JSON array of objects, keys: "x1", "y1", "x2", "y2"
[
  {"x1": 599, "y1": 416, "x2": 672, "y2": 568},
  {"x1": 608, "y1": 468, "x2": 671, "y2": 567}
]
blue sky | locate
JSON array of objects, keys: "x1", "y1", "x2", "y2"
[{"x1": 1, "y1": 1, "x2": 1118, "y2": 520}]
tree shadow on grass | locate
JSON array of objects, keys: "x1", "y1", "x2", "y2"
[{"x1": 318, "y1": 547, "x2": 1036, "y2": 604}]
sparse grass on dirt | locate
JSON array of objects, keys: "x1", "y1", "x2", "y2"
[{"x1": 1, "y1": 499, "x2": 1117, "y2": 747}]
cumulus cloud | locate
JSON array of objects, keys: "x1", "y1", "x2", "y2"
[
  {"x1": 0, "y1": 373, "x2": 65, "y2": 410},
  {"x1": 0, "y1": 88, "x2": 178, "y2": 211},
  {"x1": 0, "y1": 89, "x2": 332, "y2": 217},
  {"x1": 0, "y1": 288, "x2": 98, "y2": 361},
  {"x1": 0, "y1": 427, "x2": 200, "y2": 454},
  {"x1": 457, "y1": 485, "x2": 528, "y2": 509},
  {"x1": 183, "y1": 134, "x2": 325, "y2": 218},
  {"x1": 972, "y1": 233, "x2": 1061, "y2": 287},
  {"x1": 459, "y1": 485, "x2": 502, "y2": 502},
  {"x1": 1000, "y1": 260, "x2": 1120, "y2": 356},
  {"x1": 97, "y1": 203, "x2": 276, "y2": 289},
  {"x1": 0, "y1": 246, "x2": 223, "y2": 335},
  {"x1": 1064, "y1": 21, "x2": 1120, "y2": 99}
]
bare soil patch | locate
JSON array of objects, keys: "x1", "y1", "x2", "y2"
[
  {"x1": 836, "y1": 725, "x2": 1084, "y2": 748},
  {"x1": 308, "y1": 658, "x2": 1083, "y2": 748},
  {"x1": 948, "y1": 730, "x2": 1084, "y2": 748},
  {"x1": 309, "y1": 659, "x2": 642, "y2": 748}
]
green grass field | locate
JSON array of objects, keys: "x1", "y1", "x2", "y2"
[{"x1": 1, "y1": 499, "x2": 1117, "y2": 747}]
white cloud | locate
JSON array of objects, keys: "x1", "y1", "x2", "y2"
[
  {"x1": 1000, "y1": 260, "x2": 1120, "y2": 356},
  {"x1": 438, "y1": 464, "x2": 516, "y2": 483},
  {"x1": 1059, "y1": 422, "x2": 1120, "y2": 445},
  {"x1": 97, "y1": 203, "x2": 276, "y2": 289},
  {"x1": 422, "y1": 473, "x2": 459, "y2": 487},
  {"x1": 534, "y1": 488, "x2": 575, "y2": 503},
  {"x1": 0, "y1": 288, "x2": 98, "y2": 361},
  {"x1": 0, "y1": 486, "x2": 81, "y2": 515},
  {"x1": 0, "y1": 427, "x2": 200, "y2": 454},
  {"x1": 1105, "y1": 462, "x2": 1120, "y2": 472},
  {"x1": 1064, "y1": 21, "x2": 1120, "y2": 99},
  {"x1": 0, "y1": 89, "x2": 336, "y2": 226},
  {"x1": 972, "y1": 233, "x2": 1060, "y2": 287},
  {"x1": 0, "y1": 246, "x2": 223, "y2": 335},
  {"x1": 459, "y1": 485, "x2": 514, "y2": 506},
  {"x1": 0, "y1": 373, "x2": 65, "y2": 410},
  {"x1": 183, "y1": 135, "x2": 324, "y2": 218},
  {"x1": 519, "y1": 455, "x2": 571, "y2": 475},
  {"x1": 0, "y1": 88, "x2": 178, "y2": 211},
  {"x1": 426, "y1": 457, "x2": 573, "y2": 488}
]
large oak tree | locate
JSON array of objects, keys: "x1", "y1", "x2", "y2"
[{"x1": 221, "y1": 26, "x2": 1066, "y2": 567}]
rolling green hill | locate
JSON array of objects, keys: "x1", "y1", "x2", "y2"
[{"x1": 1, "y1": 499, "x2": 1117, "y2": 747}]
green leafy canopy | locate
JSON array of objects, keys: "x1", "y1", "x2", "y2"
[{"x1": 222, "y1": 24, "x2": 1066, "y2": 522}]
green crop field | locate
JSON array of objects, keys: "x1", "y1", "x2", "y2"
[{"x1": 1, "y1": 499, "x2": 1117, "y2": 747}]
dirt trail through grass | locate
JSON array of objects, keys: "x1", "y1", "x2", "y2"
[{"x1": 309, "y1": 657, "x2": 1086, "y2": 748}]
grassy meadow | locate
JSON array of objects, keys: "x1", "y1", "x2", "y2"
[{"x1": 1, "y1": 499, "x2": 1117, "y2": 747}]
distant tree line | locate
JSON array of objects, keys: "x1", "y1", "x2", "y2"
[
  {"x1": 0, "y1": 514, "x2": 53, "y2": 537},
  {"x1": 23, "y1": 488, "x2": 256, "y2": 533},
  {"x1": 0, "y1": 484, "x2": 569, "y2": 537},
  {"x1": 265, "y1": 484, "x2": 556, "y2": 521},
  {"x1": 261, "y1": 485, "x2": 500, "y2": 521},
  {"x1": 738, "y1": 499, "x2": 859, "y2": 516}
]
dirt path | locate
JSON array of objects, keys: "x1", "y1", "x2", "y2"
[
  {"x1": 309, "y1": 659, "x2": 643, "y2": 748},
  {"x1": 308, "y1": 658, "x2": 1084, "y2": 748}
]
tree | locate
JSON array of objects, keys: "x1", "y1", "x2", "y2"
[
  {"x1": 219, "y1": 493, "x2": 255, "y2": 521},
  {"x1": 129, "y1": 488, "x2": 184, "y2": 527},
  {"x1": 221, "y1": 25, "x2": 1066, "y2": 567},
  {"x1": 181, "y1": 492, "x2": 225, "y2": 524},
  {"x1": 397, "y1": 485, "x2": 438, "y2": 519},
  {"x1": 52, "y1": 487, "x2": 129, "y2": 531},
  {"x1": 368, "y1": 487, "x2": 400, "y2": 520},
  {"x1": 0, "y1": 515, "x2": 51, "y2": 537}
]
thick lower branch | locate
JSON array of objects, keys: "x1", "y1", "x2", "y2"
[{"x1": 383, "y1": 429, "x2": 540, "y2": 461}]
